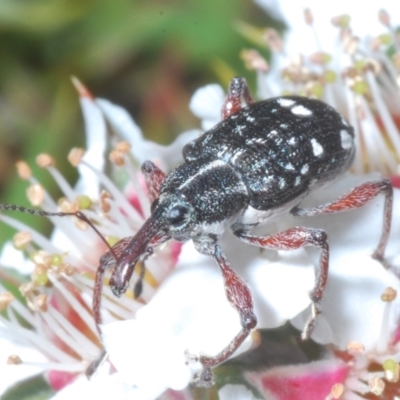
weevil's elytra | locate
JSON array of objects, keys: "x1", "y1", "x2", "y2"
[{"x1": 0, "y1": 77, "x2": 392, "y2": 388}]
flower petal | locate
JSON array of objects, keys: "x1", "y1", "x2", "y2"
[
  {"x1": 246, "y1": 359, "x2": 349, "y2": 400},
  {"x1": 189, "y1": 84, "x2": 224, "y2": 130}
]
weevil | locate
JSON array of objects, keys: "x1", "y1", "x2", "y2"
[{"x1": 0, "y1": 77, "x2": 393, "y2": 387}]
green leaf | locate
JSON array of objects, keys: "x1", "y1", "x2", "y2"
[{"x1": 2, "y1": 374, "x2": 55, "y2": 400}]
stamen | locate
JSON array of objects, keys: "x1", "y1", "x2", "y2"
[
  {"x1": 0, "y1": 292, "x2": 14, "y2": 310},
  {"x1": 7, "y1": 355, "x2": 22, "y2": 365},
  {"x1": 347, "y1": 341, "x2": 365, "y2": 354},
  {"x1": 80, "y1": 160, "x2": 144, "y2": 227},
  {"x1": 68, "y1": 148, "x2": 85, "y2": 167},
  {"x1": 326, "y1": 382, "x2": 344, "y2": 400},
  {"x1": 36, "y1": 154, "x2": 56, "y2": 168},
  {"x1": 368, "y1": 375, "x2": 385, "y2": 395},
  {"x1": 383, "y1": 359, "x2": 400, "y2": 382},
  {"x1": 27, "y1": 183, "x2": 45, "y2": 206},
  {"x1": 16, "y1": 161, "x2": 32, "y2": 180},
  {"x1": 13, "y1": 231, "x2": 32, "y2": 250}
]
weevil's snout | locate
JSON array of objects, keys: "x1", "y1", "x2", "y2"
[{"x1": 109, "y1": 215, "x2": 161, "y2": 297}]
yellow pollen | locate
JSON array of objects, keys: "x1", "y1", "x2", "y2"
[
  {"x1": 109, "y1": 149, "x2": 125, "y2": 166},
  {"x1": 7, "y1": 355, "x2": 22, "y2": 365},
  {"x1": 15, "y1": 161, "x2": 32, "y2": 180},
  {"x1": 31, "y1": 250, "x2": 52, "y2": 266},
  {"x1": 36, "y1": 153, "x2": 56, "y2": 168},
  {"x1": 58, "y1": 197, "x2": 75, "y2": 213},
  {"x1": 309, "y1": 52, "x2": 331, "y2": 65},
  {"x1": 381, "y1": 286, "x2": 397, "y2": 302},
  {"x1": 51, "y1": 254, "x2": 63, "y2": 266},
  {"x1": 57, "y1": 264, "x2": 76, "y2": 276},
  {"x1": 116, "y1": 141, "x2": 132, "y2": 153},
  {"x1": 68, "y1": 147, "x2": 85, "y2": 167},
  {"x1": 347, "y1": 340, "x2": 365, "y2": 353},
  {"x1": 34, "y1": 294, "x2": 48, "y2": 312},
  {"x1": 383, "y1": 359, "x2": 400, "y2": 382},
  {"x1": 324, "y1": 70, "x2": 337, "y2": 83},
  {"x1": 100, "y1": 190, "x2": 112, "y2": 213},
  {"x1": 27, "y1": 183, "x2": 45, "y2": 206},
  {"x1": 19, "y1": 282, "x2": 34, "y2": 297},
  {"x1": 368, "y1": 375, "x2": 385, "y2": 395},
  {"x1": 329, "y1": 383, "x2": 344, "y2": 399},
  {"x1": 240, "y1": 49, "x2": 269, "y2": 72},
  {"x1": 331, "y1": 14, "x2": 351, "y2": 29},
  {"x1": 32, "y1": 263, "x2": 49, "y2": 286},
  {"x1": 13, "y1": 231, "x2": 32, "y2": 250},
  {"x1": 0, "y1": 292, "x2": 14, "y2": 311},
  {"x1": 77, "y1": 194, "x2": 92, "y2": 210}
]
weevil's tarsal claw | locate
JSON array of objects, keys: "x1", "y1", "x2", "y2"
[{"x1": 109, "y1": 215, "x2": 161, "y2": 297}]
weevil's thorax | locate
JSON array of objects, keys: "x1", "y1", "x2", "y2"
[{"x1": 154, "y1": 159, "x2": 248, "y2": 241}]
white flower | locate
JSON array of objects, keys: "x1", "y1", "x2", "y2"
[{"x1": 0, "y1": 80, "x2": 185, "y2": 399}]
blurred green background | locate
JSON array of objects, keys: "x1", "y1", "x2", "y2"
[{"x1": 0, "y1": 0, "x2": 282, "y2": 244}]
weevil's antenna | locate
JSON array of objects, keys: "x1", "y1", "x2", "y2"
[{"x1": 0, "y1": 204, "x2": 117, "y2": 259}]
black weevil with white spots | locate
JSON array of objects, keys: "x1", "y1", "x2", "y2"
[{"x1": 0, "y1": 77, "x2": 393, "y2": 387}]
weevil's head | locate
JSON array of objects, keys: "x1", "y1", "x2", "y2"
[{"x1": 109, "y1": 159, "x2": 248, "y2": 296}]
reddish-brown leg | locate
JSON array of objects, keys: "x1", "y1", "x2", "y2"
[
  {"x1": 141, "y1": 160, "x2": 166, "y2": 203},
  {"x1": 291, "y1": 179, "x2": 393, "y2": 261},
  {"x1": 233, "y1": 227, "x2": 329, "y2": 341},
  {"x1": 194, "y1": 245, "x2": 257, "y2": 387},
  {"x1": 221, "y1": 77, "x2": 254, "y2": 120}
]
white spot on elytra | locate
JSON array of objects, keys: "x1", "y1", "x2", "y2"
[
  {"x1": 291, "y1": 105, "x2": 313, "y2": 116},
  {"x1": 247, "y1": 116, "x2": 255, "y2": 122},
  {"x1": 301, "y1": 164, "x2": 309, "y2": 174},
  {"x1": 285, "y1": 163, "x2": 295, "y2": 171},
  {"x1": 288, "y1": 137, "x2": 297, "y2": 145},
  {"x1": 231, "y1": 150, "x2": 243, "y2": 163},
  {"x1": 295, "y1": 176, "x2": 301, "y2": 186},
  {"x1": 279, "y1": 177, "x2": 286, "y2": 189},
  {"x1": 340, "y1": 129, "x2": 353, "y2": 150},
  {"x1": 310, "y1": 138, "x2": 324, "y2": 156},
  {"x1": 280, "y1": 123, "x2": 288, "y2": 129},
  {"x1": 277, "y1": 98, "x2": 295, "y2": 107}
]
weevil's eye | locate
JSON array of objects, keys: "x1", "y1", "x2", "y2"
[
  {"x1": 168, "y1": 205, "x2": 188, "y2": 227},
  {"x1": 150, "y1": 198, "x2": 159, "y2": 213}
]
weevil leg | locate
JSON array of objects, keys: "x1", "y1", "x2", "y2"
[
  {"x1": 141, "y1": 160, "x2": 166, "y2": 203},
  {"x1": 193, "y1": 245, "x2": 257, "y2": 388},
  {"x1": 93, "y1": 237, "x2": 135, "y2": 332},
  {"x1": 233, "y1": 227, "x2": 330, "y2": 340},
  {"x1": 291, "y1": 179, "x2": 393, "y2": 262},
  {"x1": 222, "y1": 77, "x2": 254, "y2": 119}
]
